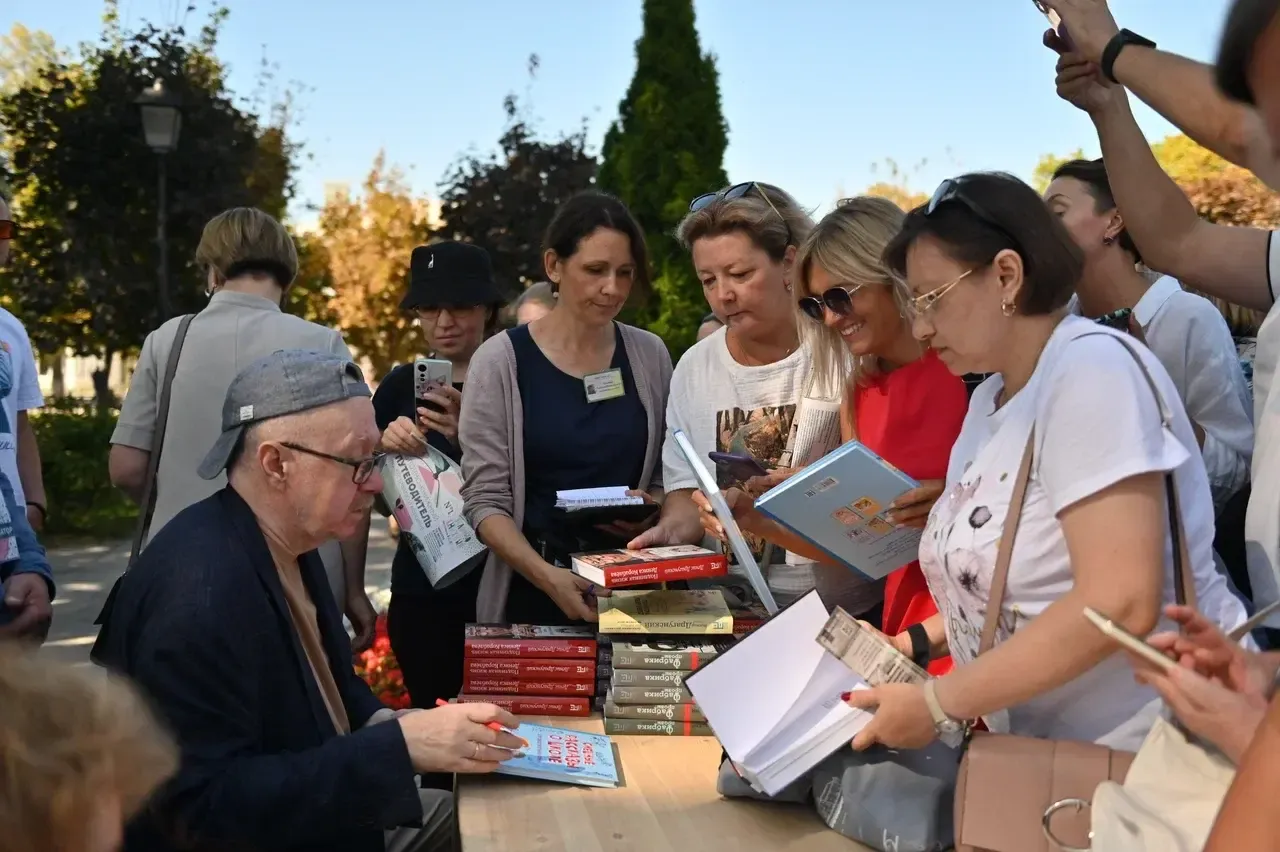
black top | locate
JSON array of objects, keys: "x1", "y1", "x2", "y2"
[
  {"x1": 372, "y1": 362, "x2": 484, "y2": 596},
  {"x1": 509, "y1": 322, "x2": 648, "y2": 560},
  {"x1": 104, "y1": 489, "x2": 419, "y2": 852}
]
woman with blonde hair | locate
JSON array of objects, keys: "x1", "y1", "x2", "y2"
[
  {"x1": 631, "y1": 182, "x2": 876, "y2": 615},
  {"x1": 0, "y1": 644, "x2": 177, "y2": 852},
  {"x1": 695, "y1": 197, "x2": 968, "y2": 671}
]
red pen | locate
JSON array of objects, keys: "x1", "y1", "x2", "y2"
[{"x1": 435, "y1": 699, "x2": 528, "y2": 746}]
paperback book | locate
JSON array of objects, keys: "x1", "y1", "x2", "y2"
[
  {"x1": 816, "y1": 606, "x2": 930, "y2": 686},
  {"x1": 597, "y1": 589, "x2": 733, "y2": 636},
  {"x1": 493, "y1": 722, "x2": 619, "y2": 788},
  {"x1": 754, "y1": 440, "x2": 923, "y2": 582}
]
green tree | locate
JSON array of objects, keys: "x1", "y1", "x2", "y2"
[
  {"x1": 313, "y1": 153, "x2": 432, "y2": 379},
  {"x1": 0, "y1": 4, "x2": 298, "y2": 404},
  {"x1": 435, "y1": 84, "x2": 598, "y2": 300},
  {"x1": 597, "y1": 0, "x2": 728, "y2": 357}
]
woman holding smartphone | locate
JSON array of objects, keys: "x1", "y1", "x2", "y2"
[
  {"x1": 695, "y1": 197, "x2": 968, "y2": 674},
  {"x1": 460, "y1": 192, "x2": 672, "y2": 625},
  {"x1": 371, "y1": 240, "x2": 503, "y2": 777}
]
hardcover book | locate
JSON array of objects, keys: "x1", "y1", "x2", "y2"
[
  {"x1": 597, "y1": 589, "x2": 733, "y2": 636},
  {"x1": 610, "y1": 668, "x2": 690, "y2": 688},
  {"x1": 494, "y1": 722, "x2": 619, "y2": 788},
  {"x1": 608, "y1": 685, "x2": 692, "y2": 705},
  {"x1": 570, "y1": 545, "x2": 727, "y2": 588},
  {"x1": 455, "y1": 695, "x2": 591, "y2": 717},
  {"x1": 753, "y1": 440, "x2": 923, "y2": 582},
  {"x1": 462, "y1": 659, "x2": 596, "y2": 682},
  {"x1": 603, "y1": 717, "x2": 713, "y2": 737},
  {"x1": 604, "y1": 697, "x2": 706, "y2": 723},
  {"x1": 610, "y1": 639, "x2": 732, "y2": 671},
  {"x1": 461, "y1": 678, "x2": 596, "y2": 697},
  {"x1": 463, "y1": 624, "x2": 597, "y2": 659}
]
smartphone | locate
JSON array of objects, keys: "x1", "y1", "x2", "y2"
[
  {"x1": 414, "y1": 357, "x2": 453, "y2": 414},
  {"x1": 1082, "y1": 606, "x2": 1176, "y2": 672},
  {"x1": 1033, "y1": 0, "x2": 1074, "y2": 51},
  {"x1": 708, "y1": 451, "x2": 769, "y2": 482}
]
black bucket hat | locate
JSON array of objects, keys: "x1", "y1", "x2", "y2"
[{"x1": 400, "y1": 241, "x2": 503, "y2": 311}]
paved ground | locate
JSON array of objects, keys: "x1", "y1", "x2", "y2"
[{"x1": 40, "y1": 517, "x2": 400, "y2": 668}]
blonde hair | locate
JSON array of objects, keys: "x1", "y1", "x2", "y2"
[
  {"x1": 793, "y1": 197, "x2": 913, "y2": 398},
  {"x1": 675, "y1": 182, "x2": 813, "y2": 261},
  {"x1": 0, "y1": 644, "x2": 178, "y2": 852},
  {"x1": 195, "y1": 207, "x2": 299, "y2": 290}
]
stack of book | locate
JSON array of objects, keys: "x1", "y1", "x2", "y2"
[
  {"x1": 456, "y1": 624, "x2": 599, "y2": 717},
  {"x1": 595, "y1": 588, "x2": 733, "y2": 736}
]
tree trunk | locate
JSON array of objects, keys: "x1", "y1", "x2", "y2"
[
  {"x1": 92, "y1": 349, "x2": 116, "y2": 410},
  {"x1": 50, "y1": 354, "x2": 65, "y2": 399}
]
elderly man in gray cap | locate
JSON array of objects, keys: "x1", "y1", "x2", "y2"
[{"x1": 97, "y1": 349, "x2": 522, "y2": 852}]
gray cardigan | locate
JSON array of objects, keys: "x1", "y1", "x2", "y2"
[{"x1": 460, "y1": 323, "x2": 674, "y2": 622}]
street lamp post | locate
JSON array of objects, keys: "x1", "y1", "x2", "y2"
[{"x1": 135, "y1": 79, "x2": 182, "y2": 321}]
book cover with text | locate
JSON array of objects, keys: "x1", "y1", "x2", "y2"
[{"x1": 495, "y1": 722, "x2": 619, "y2": 788}]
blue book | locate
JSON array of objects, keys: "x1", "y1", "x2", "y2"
[
  {"x1": 754, "y1": 441, "x2": 922, "y2": 582},
  {"x1": 494, "y1": 722, "x2": 620, "y2": 788}
]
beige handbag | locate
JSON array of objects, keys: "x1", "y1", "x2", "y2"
[{"x1": 953, "y1": 332, "x2": 1197, "y2": 852}]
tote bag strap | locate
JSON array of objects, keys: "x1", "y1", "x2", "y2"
[
  {"x1": 978, "y1": 332, "x2": 1196, "y2": 655},
  {"x1": 127, "y1": 313, "x2": 194, "y2": 566}
]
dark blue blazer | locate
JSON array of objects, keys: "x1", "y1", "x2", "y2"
[{"x1": 101, "y1": 488, "x2": 424, "y2": 852}]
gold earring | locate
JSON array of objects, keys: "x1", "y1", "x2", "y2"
[{"x1": 1001, "y1": 300, "x2": 1016, "y2": 317}]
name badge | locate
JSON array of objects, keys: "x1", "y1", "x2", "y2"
[{"x1": 583, "y1": 368, "x2": 625, "y2": 403}]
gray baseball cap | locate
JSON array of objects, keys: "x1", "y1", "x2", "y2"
[{"x1": 198, "y1": 349, "x2": 372, "y2": 480}]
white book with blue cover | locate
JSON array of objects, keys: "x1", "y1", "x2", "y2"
[
  {"x1": 493, "y1": 722, "x2": 619, "y2": 788},
  {"x1": 753, "y1": 441, "x2": 922, "y2": 582}
]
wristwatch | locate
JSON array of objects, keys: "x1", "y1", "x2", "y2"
[
  {"x1": 1100, "y1": 28, "x2": 1157, "y2": 84},
  {"x1": 923, "y1": 679, "x2": 967, "y2": 748},
  {"x1": 906, "y1": 623, "x2": 931, "y2": 668}
]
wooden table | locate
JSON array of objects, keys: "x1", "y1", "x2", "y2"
[{"x1": 457, "y1": 716, "x2": 871, "y2": 851}]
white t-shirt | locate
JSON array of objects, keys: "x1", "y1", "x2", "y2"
[
  {"x1": 0, "y1": 309, "x2": 44, "y2": 506},
  {"x1": 920, "y1": 316, "x2": 1247, "y2": 749},
  {"x1": 662, "y1": 327, "x2": 881, "y2": 613},
  {"x1": 1245, "y1": 232, "x2": 1280, "y2": 624}
]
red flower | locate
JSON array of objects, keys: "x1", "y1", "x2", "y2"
[{"x1": 354, "y1": 612, "x2": 412, "y2": 709}]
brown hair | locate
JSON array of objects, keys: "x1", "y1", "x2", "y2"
[
  {"x1": 675, "y1": 183, "x2": 813, "y2": 261},
  {"x1": 1050, "y1": 158, "x2": 1143, "y2": 263},
  {"x1": 0, "y1": 644, "x2": 178, "y2": 852},
  {"x1": 542, "y1": 191, "x2": 650, "y2": 295},
  {"x1": 196, "y1": 207, "x2": 299, "y2": 290}
]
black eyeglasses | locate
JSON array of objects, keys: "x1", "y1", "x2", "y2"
[
  {"x1": 925, "y1": 178, "x2": 1021, "y2": 250},
  {"x1": 798, "y1": 284, "x2": 866, "y2": 323},
  {"x1": 281, "y1": 442, "x2": 385, "y2": 485},
  {"x1": 689, "y1": 182, "x2": 792, "y2": 245}
]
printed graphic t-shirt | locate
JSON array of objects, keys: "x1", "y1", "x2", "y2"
[
  {"x1": 920, "y1": 316, "x2": 1247, "y2": 749},
  {"x1": 663, "y1": 327, "x2": 879, "y2": 612},
  {"x1": 0, "y1": 310, "x2": 43, "y2": 507}
]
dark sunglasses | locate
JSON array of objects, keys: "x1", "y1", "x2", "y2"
[
  {"x1": 281, "y1": 441, "x2": 385, "y2": 485},
  {"x1": 798, "y1": 284, "x2": 864, "y2": 323},
  {"x1": 689, "y1": 182, "x2": 793, "y2": 245},
  {"x1": 0, "y1": 220, "x2": 14, "y2": 241},
  {"x1": 925, "y1": 178, "x2": 1021, "y2": 250}
]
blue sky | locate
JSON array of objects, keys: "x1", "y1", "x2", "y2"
[{"x1": 9, "y1": 0, "x2": 1236, "y2": 223}]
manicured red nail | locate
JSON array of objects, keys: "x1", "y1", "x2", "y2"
[{"x1": 840, "y1": 691, "x2": 852, "y2": 702}]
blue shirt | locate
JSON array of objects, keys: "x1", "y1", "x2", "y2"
[
  {"x1": 0, "y1": 468, "x2": 54, "y2": 623},
  {"x1": 510, "y1": 322, "x2": 648, "y2": 551}
]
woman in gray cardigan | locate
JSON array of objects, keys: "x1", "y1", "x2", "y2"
[{"x1": 459, "y1": 192, "x2": 673, "y2": 624}]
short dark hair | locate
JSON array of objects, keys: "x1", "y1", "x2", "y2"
[
  {"x1": 883, "y1": 172, "x2": 1084, "y2": 316},
  {"x1": 542, "y1": 191, "x2": 650, "y2": 295},
  {"x1": 1216, "y1": 0, "x2": 1280, "y2": 105},
  {"x1": 1050, "y1": 158, "x2": 1142, "y2": 263}
]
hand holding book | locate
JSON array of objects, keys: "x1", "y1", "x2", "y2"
[
  {"x1": 884, "y1": 479, "x2": 945, "y2": 528},
  {"x1": 843, "y1": 682, "x2": 939, "y2": 752},
  {"x1": 536, "y1": 566, "x2": 611, "y2": 622},
  {"x1": 592, "y1": 489, "x2": 661, "y2": 539},
  {"x1": 741, "y1": 467, "x2": 797, "y2": 497}
]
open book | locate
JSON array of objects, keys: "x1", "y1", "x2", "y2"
[
  {"x1": 684, "y1": 589, "x2": 872, "y2": 796},
  {"x1": 670, "y1": 429, "x2": 779, "y2": 615}
]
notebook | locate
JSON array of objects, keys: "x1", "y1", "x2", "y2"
[
  {"x1": 553, "y1": 487, "x2": 657, "y2": 525},
  {"x1": 494, "y1": 722, "x2": 619, "y2": 788},
  {"x1": 670, "y1": 429, "x2": 779, "y2": 615},
  {"x1": 684, "y1": 589, "x2": 873, "y2": 796},
  {"x1": 754, "y1": 440, "x2": 922, "y2": 582}
]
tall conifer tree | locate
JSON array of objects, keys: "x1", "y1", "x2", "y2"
[{"x1": 598, "y1": 0, "x2": 729, "y2": 355}]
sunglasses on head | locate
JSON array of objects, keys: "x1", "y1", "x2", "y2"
[
  {"x1": 0, "y1": 220, "x2": 13, "y2": 241},
  {"x1": 689, "y1": 182, "x2": 793, "y2": 245},
  {"x1": 798, "y1": 283, "x2": 867, "y2": 323},
  {"x1": 924, "y1": 178, "x2": 1020, "y2": 249}
]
